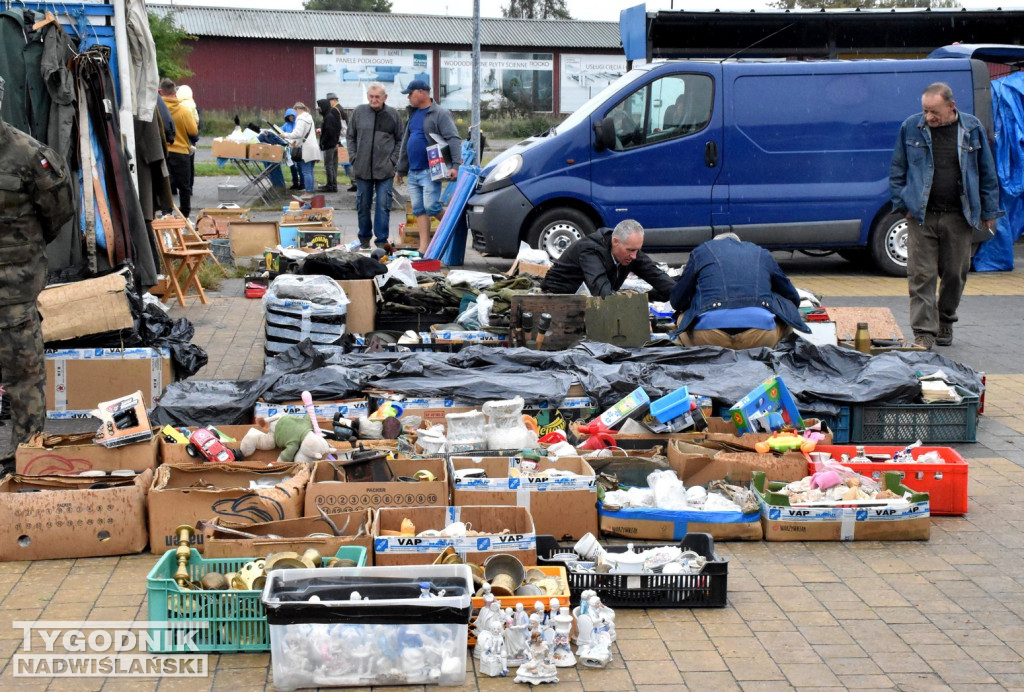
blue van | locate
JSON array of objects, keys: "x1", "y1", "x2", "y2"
[{"x1": 465, "y1": 52, "x2": 1003, "y2": 275}]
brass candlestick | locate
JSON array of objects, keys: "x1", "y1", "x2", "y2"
[{"x1": 172, "y1": 524, "x2": 198, "y2": 590}]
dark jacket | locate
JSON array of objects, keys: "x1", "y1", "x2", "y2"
[
  {"x1": 319, "y1": 100, "x2": 346, "y2": 150},
  {"x1": 397, "y1": 101, "x2": 463, "y2": 176},
  {"x1": 0, "y1": 119, "x2": 75, "y2": 310},
  {"x1": 670, "y1": 237, "x2": 809, "y2": 334},
  {"x1": 540, "y1": 227, "x2": 674, "y2": 301},
  {"x1": 156, "y1": 96, "x2": 176, "y2": 144},
  {"x1": 347, "y1": 102, "x2": 403, "y2": 181}
]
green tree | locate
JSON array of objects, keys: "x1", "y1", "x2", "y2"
[
  {"x1": 502, "y1": 0, "x2": 571, "y2": 19},
  {"x1": 148, "y1": 11, "x2": 194, "y2": 81},
  {"x1": 303, "y1": 0, "x2": 392, "y2": 10}
]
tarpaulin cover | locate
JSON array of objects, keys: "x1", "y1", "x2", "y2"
[
  {"x1": 150, "y1": 336, "x2": 984, "y2": 425},
  {"x1": 974, "y1": 72, "x2": 1024, "y2": 272}
]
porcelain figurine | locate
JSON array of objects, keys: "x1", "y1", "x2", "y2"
[
  {"x1": 588, "y1": 594, "x2": 616, "y2": 642},
  {"x1": 514, "y1": 628, "x2": 559, "y2": 685},
  {"x1": 478, "y1": 621, "x2": 510, "y2": 677},
  {"x1": 551, "y1": 607, "x2": 576, "y2": 667},
  {"x1": 572, "y1": 590, "x2": 597, "y2": 648},
  {"x1": 505, "y1": 602, "x2": 531, "y2": 666},
  {"x1": 577, "y1": 615, "x2": 613, "y2": 668},
  {"x1": 474, "y1": 600, "x2": 503, "y2": 658}
]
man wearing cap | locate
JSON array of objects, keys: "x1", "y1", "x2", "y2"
[
  {"x1": 396, "y1": 79, "x2": 462, "y2": 255},
  {"x1": 0, "y1": 76, "x2": 76, "y2": 473},
  {"x1": 318, "y1": 92, "x2": 347, "y2": 193}
]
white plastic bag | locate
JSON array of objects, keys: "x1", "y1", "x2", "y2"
[{"x1": 379, "y1": 257, "x2": 418, "y2": 289}]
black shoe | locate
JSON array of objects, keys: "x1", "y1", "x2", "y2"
[
  {"x1": 347, "y1": 184, "x2": 357, "y2": 192},
  {"x1": 359, "y1": 240, "x2": 371, "y2": 249},
  {"x1": 289, "y1": 183, "x2": 303, "y2": 190},
  {"x1": 935, "y1": 324, "x2": 953, "y2": 346}
]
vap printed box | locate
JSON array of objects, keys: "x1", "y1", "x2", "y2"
[{"x1": 253, "y1": 398, "x2": 369, "y2": 421}]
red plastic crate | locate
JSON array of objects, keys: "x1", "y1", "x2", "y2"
[
  {"x1": 412, "y1": 258, "x2": 442, "y2": 271},
  {"x1": 808, "y1": 445, "x2": 968, "y2": 515}
]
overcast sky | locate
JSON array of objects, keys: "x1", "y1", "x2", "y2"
[{"x1": 171, "y1": 0, "x2": 1019, "y2": 18}]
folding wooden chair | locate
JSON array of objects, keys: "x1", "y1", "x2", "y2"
[{"x1": 152, "y1": 214, "x2": 214, "y2": 307}]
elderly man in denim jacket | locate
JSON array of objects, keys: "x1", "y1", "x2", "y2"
[{"x1": 889, "y1": 82, "x2": 1002, "y2": 350}]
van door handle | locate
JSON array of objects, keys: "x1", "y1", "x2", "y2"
[{"x1": 704, "y1": 141, "x2": 718, "y2": 168}]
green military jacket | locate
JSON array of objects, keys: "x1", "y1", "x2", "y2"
[{"x1": 0, "y1": 118, "x2": 75, "y2": 311}]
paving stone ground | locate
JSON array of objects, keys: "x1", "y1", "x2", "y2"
[{"x1": 7, "y1": 176, "x2": 1024, "y2": 689}]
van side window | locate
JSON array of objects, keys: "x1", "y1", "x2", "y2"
[{"x1": 609, "y1": 74, "x2": 713, "y2": 150}]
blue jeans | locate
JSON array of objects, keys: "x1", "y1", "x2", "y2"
[
  {"x1": 356, "y1": 178, "x2": 395, "y2": 246},
  {"x1": 300, "y1": 161, "x2": 316, "y2": 192},
  {"x1": 407, "y1": 168, "x2": 442, "y2": 217}
]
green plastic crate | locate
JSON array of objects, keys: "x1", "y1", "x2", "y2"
[
  {"x1": 850, "y1": 386, "x2": 979, "y2": 443},
  {"x1": 145, "y1": 545, "x2": 367, "y2": 653}
]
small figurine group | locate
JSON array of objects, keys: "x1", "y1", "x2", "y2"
[{"x1": 473, "y1": 583, "x2": 617, "y2": 683}]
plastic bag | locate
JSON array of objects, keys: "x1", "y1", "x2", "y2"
[
  {"x1": 264, "y1": 274, "x2": 349, "y2": 307},
  {"x1": 380, "y1": 257, "x2": 419, "y2": 289}
]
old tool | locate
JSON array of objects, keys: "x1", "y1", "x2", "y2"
[
  {"x1": 520, "y1": 311, "x2": 534, "y2": 347},
  {"x1": 535, "y1": 312, "x2": 552, "y2": 350},
  {"x1": 196, "y1": 520, "x2": 283, "y2": 540}
]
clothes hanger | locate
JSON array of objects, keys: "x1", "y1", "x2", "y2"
[{"x1": 31, "y1": 10, "x2": 56, "y2": 30}]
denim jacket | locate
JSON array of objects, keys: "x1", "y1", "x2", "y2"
[
  {"x1": 669, "y1": 238, "x2": 810, "y2": 337},
  {"x1": 889, "y1": 110, "x2": 1002, "y2": 229}
]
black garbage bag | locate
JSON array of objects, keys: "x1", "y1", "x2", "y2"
[
  {"x1": 150, "y1": 340, "x2": 324, "y2": 425},
  {"x1": 299, "y1": 254, "x2": 388, "y2": 281}
]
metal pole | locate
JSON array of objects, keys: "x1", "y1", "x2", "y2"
[{"x1": 471, "y1": 0, "x2": 481, "y2": 159}]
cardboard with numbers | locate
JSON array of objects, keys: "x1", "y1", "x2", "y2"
[
  {"x1": 0, "y1": 470, "x2": 152, "y2": 561},
  {"x1": 450, "y1": 456, "x2": 597, "y2": 541},
  {"x1": 372, "y1": 505, "x2": 536, "y2": 567},
  {"x1": 304, "y1": 458, "x2": 448, "y2": 516}
]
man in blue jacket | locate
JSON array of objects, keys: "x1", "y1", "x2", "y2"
[
  {"x1": 890, "y1": 82, "x2": 1002, "y2": 350},
  {"x1": 395, "y1": 80, "x2": 462, "y2": 255},
  {"x1": 670, "y1": 234, "x2": 809, "y2": 349}
]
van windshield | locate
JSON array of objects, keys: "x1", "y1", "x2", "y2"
[{"x1": 554, "y1": 66, "x2": 654, "y2": 135}]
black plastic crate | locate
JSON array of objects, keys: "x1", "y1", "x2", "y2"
[
  {"x1": 850, "y1": 385, "x2": 979, "y2": 443},
  {"x1": 535, "y1": 533, "x2": 728, "y2": 608}
]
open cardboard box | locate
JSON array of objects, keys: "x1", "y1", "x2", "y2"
[
  {"x1": 253, "y1": 397, "x2": 370, "y2": 421},
  {"x1": 450, "y1": 456, "x2": 597, "y2": 541},
  {"x1": 16, "y1": 432, "x2": 159, "y2": 475},
  {"x1": 159, "y1": 424, "x2": 348, "y2": 465},
  {"x1": 0, "y1": 470, "x2": 152, "y2": 561},
  {"x1": 305, "y1": 457, "x2": 449, "y2": 516},
  {"x1": 668, "y1": 439, "x2": 809, "y2": 485},
  {"x1": 372, "y1": 505, "x2": 536, "y2": 567},
  {"x1": 148, "y1": 463, "x2": 309, "y2": 553},
  {"x1": 199, "y1": 509, "x2": 374, "y2": 562},
  {"x1": 45, "y1": 348, "x2": 173, "y2": 418}
]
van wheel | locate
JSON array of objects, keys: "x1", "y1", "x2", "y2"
[
  {"x1": 527, "y1": 209, "x2": 596, "y2": 261},
  {"x1": 869, "y1": 212, "x2": 910, "y2": 277}
]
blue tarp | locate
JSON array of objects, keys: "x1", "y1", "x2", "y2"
[{"x1": 973, "y1": 72, "x2": 1024, "y2": 272}]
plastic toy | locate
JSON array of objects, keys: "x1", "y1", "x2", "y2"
[
  {"x1": 188, "y1": 428, "x2": 237, "y2": 463},
  {"x1": 754, "y1": 430, "x2": 817, "y2": 454},
  {"x1": 240, "y1": 414, "x2": 334, "y2": 463}
]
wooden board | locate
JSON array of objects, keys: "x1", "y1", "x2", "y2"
[
  {"x1": 228, "y1": 221, "x2": 280, "y2": 257},
  {"x1": 825, "y1": 307, "x2": 904, "y2": 342}
]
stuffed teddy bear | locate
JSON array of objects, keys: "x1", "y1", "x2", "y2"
[{"x1": 240, "y1": 414, "x2": 333, "y2": 463}]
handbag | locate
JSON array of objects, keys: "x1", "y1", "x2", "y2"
[{"x1": 290, "y1": 143, "x2": 303, "y2": 162}]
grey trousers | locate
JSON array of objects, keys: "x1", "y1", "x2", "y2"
[
  {"x1": 906, "y1": 210, "x2": 973, "y2": 337},
  {"x1": 323, "y1": 147, "x2": 338, "y2": 187}
]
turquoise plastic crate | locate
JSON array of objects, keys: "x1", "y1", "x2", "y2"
[
  {"x1": 821, "y1": 407, "x2": 851, "y2": 443},
  {"x1": 145, "y1": 545, "x2": 366, "y2": 653}
]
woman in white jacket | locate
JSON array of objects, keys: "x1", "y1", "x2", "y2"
[{"x1": 285, "y1": 102, "x2": 322, "y2": 192}]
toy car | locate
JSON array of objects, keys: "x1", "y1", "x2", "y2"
[{"x1": 188, "y1": 428, "x2": 236, "y2": 463}]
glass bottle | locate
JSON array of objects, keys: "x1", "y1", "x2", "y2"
[{"x1": 855, "y1": 322, "x2": 871, "y2": 354}]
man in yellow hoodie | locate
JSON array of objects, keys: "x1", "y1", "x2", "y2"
[{"x1": 159, "y1": 78, "x2": 198, "y2": 218}]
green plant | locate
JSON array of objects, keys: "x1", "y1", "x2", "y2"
[
  {"x1": 149, "y1": 11, "x2": 194, "y2": 81},
  {"x1": 198, "y1": 109, "x2": 286, "y2": 138},
  {"x1": 197, "y1": 259, "x2": 225, "y2": 291}
]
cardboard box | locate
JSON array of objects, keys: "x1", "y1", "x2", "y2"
[
  {"x1": 451, "y1": 456, "x2": 597, "y2": 541},
  {"x1": 296, "y1": 228, "x2": 343, "y2": 249},
  {"x1": 280, "y1": 207, "x2": 334, "y2": 226},
  {"x1": 0, "y1": 470, "x2": 152, "y2": 561},
  {"x1": 306, "y1": 458, "x2": 449, "y2": 516},
  {"x1": 506, "y1": 259, "x2": 551, "y2": 278},
  {"x1": 597, "y1": 503, "x2": 763, "y2": 541},
  {"x1": 372, "y1": 505, "x2": 536, "y2": 567},
  {"x1": 228, "y1": 221, "x2": 280, "y2": 257},
  {"x1": 336, "y1": 280, "x2": 377, "y2": 334},
  {"x1": 211, "y1": 139, "x2": 249, "y2": 159},
  {"x1": 248, "y1": 142, "x2": 284, "y2": 162},
  {"x1": 728, "y1": 376, "x2": 804, "y2": 434},
  {"x1": 45, "y1": 348, "x2": 174, "y2": 418},
  {"x1": 753, "y1": 471, "x2": 930, "y2": 541},
  {"x1": 253, "y1": 398, "x2": 370, "y2": 422},
  {"x1": 668, "y1": 439, "x2": 808, "y2": 485},
  {"x1": 148, "y1": 463, "x2": 309, "y2": 553},
  {"x1": 16, "y1": 432, "x2": 159, "y2": 475},
  {"x1": 38, "y1": 272, "x2": 135, "y2": 344},
  {"x1": 199, "y1": 510, "x2": 374, "y2": 561}
]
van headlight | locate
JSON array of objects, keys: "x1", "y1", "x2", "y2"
[{"x1": 484, "y1": 154, "x2": 522, "y2": 185}]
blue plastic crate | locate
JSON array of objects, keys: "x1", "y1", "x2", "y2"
[{"x1": 821, "y1": 407, "x2": 851, "y2": 443}]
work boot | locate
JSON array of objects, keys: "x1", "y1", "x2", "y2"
[
  {"x1": 347, "y1": 183, "x2": 357, "y2": 192},
  {"x1": 913, "y1": 333, "x2": 935, "y2": 351},
  {"x1": 289, "y1": 183, "x2": 303, "y2": 190},
  {"x1": 935, "y1": 324, "x2": 953, "y2": 346}
]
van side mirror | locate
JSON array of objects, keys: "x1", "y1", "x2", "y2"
[{"x1": 593, "y1": 117, "x2": 616, "y2": 152}]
